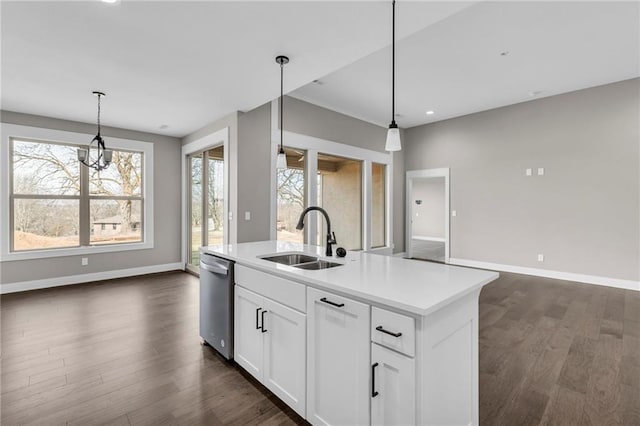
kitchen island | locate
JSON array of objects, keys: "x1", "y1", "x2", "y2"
[{"x1": 202, "y1": 240, "x2": 499, "y2": 426}]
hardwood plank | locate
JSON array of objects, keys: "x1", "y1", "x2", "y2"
[
  {"x1": 557, "y1": 335, "x2": 598, "y2": 394},
  {"x1": 539, "y1": 385, "x2": 585, "y2": 426}
]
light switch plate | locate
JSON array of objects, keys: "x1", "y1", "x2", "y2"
[
  {"x1": 526, "y1": 168, "x2": 532, "y2": 176},
  {"x1": 245, "y1": 211, "x2": 251, "y2": 221},
  {"x1": 537, "y1": 167, "x2": 545, "y2": 176},
  {"x1": 81, "y1": 257, "x2": 88, "y2": 266},
  {"x1": 537, "y1": 254, "x2": 544, "y2": 262},
  {"x1": 452, "y1": 210, "x2": 457, "y2": 217}
]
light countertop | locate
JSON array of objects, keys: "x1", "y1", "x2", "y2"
[{"x1": 202, "y1": 241, "x2": 499, "y2": 316}]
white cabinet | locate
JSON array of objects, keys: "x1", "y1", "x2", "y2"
[
  {"x1": 306, "y1": 287, "x2": 371, "y2": 426},
  {"x1": 234, "y1": 285, "x2": 306, "y2": 417},
  {"x1": 234, "y1": 285, "x2": 264, "y2": 379},
  {"x1": 371, "y1": 343, "x2": 416, "y2": 426}
]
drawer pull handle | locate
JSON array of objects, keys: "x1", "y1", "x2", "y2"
[
  {"x1": 261, "y1": 310, "x2": 268, "y2": 333},
  {"x1": 376, "y1": 325, "x2": 402, "y2": 338},
  {"x1": 371, "y1": 362, "x2": 379, "y2": 397},
  {"x1": 320, "y1": 297, "x2": 344, "y2": 308},
  {"x1": 256, "y1": 307, "x2": 262, "y2": 329}
]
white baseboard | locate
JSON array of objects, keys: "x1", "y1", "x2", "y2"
[
  {"x1": 412, "y1": 236, "x2": 446, "y2": 242},
  {"x1": 448, "y1": 258, "x2": 640, "y2": 292},
  {"x1": 0, "y1": 262, "x2": 184, "y2": 294}
]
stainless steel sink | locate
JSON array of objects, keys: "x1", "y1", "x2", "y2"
[
  {"x1": 259, "y1": 253, "x2": 343, "y2": 270},
  {"x1": 260, "y1": 253, "x2": 318, "y2": 266},
  {"x1": 293, "y1": 260, "x2": 343, "y2": 270}
]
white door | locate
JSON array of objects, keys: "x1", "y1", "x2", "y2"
[
  {"x1": 307, "y1": 287, "x2": 370, "y2": 426},
  {"x1": 234, "y1": 286, "x2": 265, "y2": 380},
  {"x1": 262, "y1": 297, "x2": 307, "y2": 417},
  {"x1": 371, "y1": 343, "x2": 416, "y2": 426}
]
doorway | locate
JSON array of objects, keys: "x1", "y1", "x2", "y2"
[{"x1": 405, "y1": 169, "x2": 449, "y2": 263}]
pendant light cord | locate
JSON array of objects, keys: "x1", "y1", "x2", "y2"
[
  {"x1": 280, "y1": 61, "x2": 284, "y2": 152},
  {"x1": 97, "y1": 94, "x2": 102, "y2": 136},
  {"x1": 391, "y1": 0, "x2": 396, "y2": 126}
]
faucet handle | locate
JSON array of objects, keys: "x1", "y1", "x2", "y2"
[{"x1": 328, "y1": 232, "x2": 337, "y2": 244}]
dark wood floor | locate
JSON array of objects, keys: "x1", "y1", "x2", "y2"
[{"x1": 1, "y1": 271, "x2": 638, "y2": 425}]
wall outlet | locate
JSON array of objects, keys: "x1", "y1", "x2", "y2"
[
  {"x1": 525, "y1": 168, "x2": 532, "y2": 176},
  {"x1": 244, "y1": 211, "x2": 251, "y2": 221},
  {"x1": 537, "y1": 254, "x2": 544, "y2": 262},
  {"x1": 81, "y1": 257, "x2": 89, "y2": 266},
  {"x1": 451, "y1": 210, "x2": 457, "y2": 217},
  {"x1": 537, "y1": 167, "x2": 545, "y2": 176}
]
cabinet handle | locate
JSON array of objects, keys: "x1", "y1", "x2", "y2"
[
  {"x1": 320, "y1": 297, "x2": 345, "y2": 308},
  {"x1": 261, "y1": 310, "x2": 268, "y2": 333},
  {"x1": 376, "y1": 325, "x2": 403, "y2": 338},
  {"x1": 371, "y1": 362, "x2": 379, "y2": 398},
  {"x1": 256, "y1": 307, "x2": 262, "y2": 330}
]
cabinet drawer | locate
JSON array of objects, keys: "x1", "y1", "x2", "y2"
[
  {"x1": 371, "y1": 307, "x2": 415, "y2": 357},
  {"x1": 235, "y1": 265, "x2": 306, "y2": 313}
]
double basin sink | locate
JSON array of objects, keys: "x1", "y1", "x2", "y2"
[{"x1": 260, "y1": 253, "x2": 343, "y2": 270}]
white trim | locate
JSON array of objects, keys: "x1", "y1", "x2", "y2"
[
  {"x1": 1, "y1": 123, "x2": 154, "y2": 262},
  {"x1": 406, "y1": 168, "x2": 450, "y2": 263},
  {"x1": 449, "y1": 258, "x2": 640, "y2": 292},
  {"x1": 0, "y1": 262, "x2": 183, "y2": 294},
  {"x1": 181, "y1": 127, "x2": 230, "y2": 268},
  {"x1": 412, "y1": 236, "x2": 446, "y2": 242}
]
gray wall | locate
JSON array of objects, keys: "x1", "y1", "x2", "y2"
[
  {"x1": 285, "y1": 96, "x2": 406, "y2": 252},
  {"x1": 412, "y1": 177, "x2": 445, "y2": 239},
  {"x1": 404, "y1": 78, "x2": 640, "y2": 281},
  {"x1": 1, "y1": 111, "x2": 182, "y2": 285},
  {"x1": 237, "y1": 103, "x2": 272, "y2": 243}
]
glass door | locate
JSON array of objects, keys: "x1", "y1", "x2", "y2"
[{"x1": 187, "y1": 145, "x2": 225, "y2": 273}]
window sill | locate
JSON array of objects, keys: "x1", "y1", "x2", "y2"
[{"x1": 1, "y1": 240, "x2": 154, "y2": 262}]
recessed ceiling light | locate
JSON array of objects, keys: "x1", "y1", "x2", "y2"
[
  {"x1": 426, "y1": 110, "x2": 435, "y2": 115},
  {"x1": 528, "y1": 91, "x2": 543, "y2": 97},
  {"x1": 159, "y1": 124, "x2": 169, "y2": 130},
  {"x1": 102, "y1": 0, "x2": 120, "y2": 4},
  {"x1": 312, "y1": 80, "x2": 323, "y2": 85},
  {"x1": 500, "y1": 51, "x2": 509, "y2": 56}
]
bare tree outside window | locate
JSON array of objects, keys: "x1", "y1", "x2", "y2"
[
  {"x1": 11, "y1": 139, "x2": 143, "y2": 251},
  {"x1": 276, "y1": 148, "x2": 305, "y2": 243}
]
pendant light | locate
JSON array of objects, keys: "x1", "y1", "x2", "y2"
[
  {"x1": 77, "y1": 91, "x2": 113, "y2": 171},
  {"x1": 385, "y1": 0, "x2": 402, "y2": 152},
  {"x1": 276, "y1": 55, "x2": 289, "y2": 169}
]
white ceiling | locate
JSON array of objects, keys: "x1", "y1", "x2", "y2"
[
  {"x1": 0, "y1": 1, "x2": 472, "y2": 137},
  {"x1": 292, "y1": 1, "x2": 640, "y2": 128},
  {"x1": 2, "y1": 2, "x2": 638, "y2": 138}
]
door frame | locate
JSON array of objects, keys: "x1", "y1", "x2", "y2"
[
  {"x1": 405, "y1": 168, "x2": 450, "y2": 262},
  {"x1": 181, "y1": 127, "x2": 230, "y2": 272}
]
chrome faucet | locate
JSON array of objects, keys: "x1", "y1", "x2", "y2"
[{"x1": 296, "y1": 206, "x2": 337, "y2": 257}]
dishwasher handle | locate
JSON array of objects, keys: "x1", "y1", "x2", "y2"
[{"x1": 200, "y1": 258, "x2": 229, "y2": 275}]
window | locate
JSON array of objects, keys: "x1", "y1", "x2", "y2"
[
  {"x1": 277, "y1": 148, "x2": 305, "y2": 243},
  {"x1": 316, "y1": 153, "x2": 362, "y2": 250},
  {"x1": 269, "y1": 121, "x2": 392, "y2": 253},
  {"x1": 371, "y1": 163, "x2": 386, "y2": 248},
  {"x1": 10, "y1": 138, "x2": 145, "y2": 253}
]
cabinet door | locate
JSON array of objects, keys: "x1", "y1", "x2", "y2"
[
  {"x1": 234, "y1": 285, "x2": 265, "y2": 380},
  {"x1": 307, "y1": 287, "x2": 370, "y2": 426},
  {"x1": 371, "y1": 343, "x2": 415, "y2": 426},
  {"x1": 262, "y1": 297, "x2": 306, "y2": 417}
]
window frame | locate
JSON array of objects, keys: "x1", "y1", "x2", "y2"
[
  {"x1": 1, "y1": 124, "x2": 154, "y2": 261},
  {"x1": 269, "y1": 101, "x2": 393, "y2": 253}
]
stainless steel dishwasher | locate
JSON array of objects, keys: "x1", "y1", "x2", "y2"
[{"x1": 199, "y1": 253, "x2": 234, "y2": 360}]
